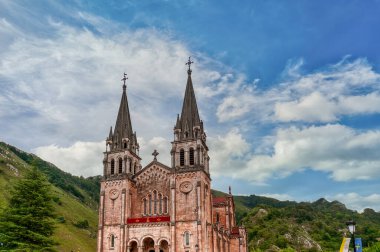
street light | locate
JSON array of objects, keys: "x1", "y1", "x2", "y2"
[{"x1": 346, "y1": 220, "x2": 356, "y2": 252}]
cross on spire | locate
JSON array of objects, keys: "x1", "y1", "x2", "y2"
[
  {"x1": 152, "y1": 149, "x2": 159, "y2": 161},
  {"x1": 121, "y1": 72, "x2": 128, "y2": 90},
  {"x1": 186, "y1": 56, "x2": 194, "y2": 74}
]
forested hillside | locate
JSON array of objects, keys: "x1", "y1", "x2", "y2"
[
  {"x1": 227, "y1": 193, "x2": 380, "y2": 251},
  {"x1": 0, "y1": 142, "x2": 99, "y2": 251}
]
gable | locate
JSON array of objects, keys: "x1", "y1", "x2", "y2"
[{"x1": 134, "y1": 161, "x2": 172, "y2": 188}]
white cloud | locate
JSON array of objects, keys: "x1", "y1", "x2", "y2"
[
  {"x1": 0, "y1": 6, "x2": 239, "y2": 154},
  {"x1": 33, "y1": 141, "x2": 104, "y2": 177},
  {"x1": 208, "y1": 128, "x2": 250, "y2": 177},
  {"x1": 210, "y1": 124, "x2": 380, "y2": 183},
  {"x1": 33, "y1": 136, "x2": 172, "y2": 177},
  {"x1": 138, "y1": 136, "x2": 171, "y2": 167},
  {"x1": 274, "y1": 58, "x2": 380, "y2": 122},
  {"x1": 216, "y1": 57, "x2": 380, "y2": 123},
  {"x1": 275, "y1": 92, "x2": 338, "y2": 122},
  {"x1": 327, "y1": 193, "x2": 380, "y2": 212}
]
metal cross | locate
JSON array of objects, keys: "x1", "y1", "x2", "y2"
[
  {"x1": 152, "y1": 149, "x2": 159, "y2": 161},
  {"x1": 121, "y1": 72, "x2": 128, "y2": 86},
  {"x1": 185, "y1": 56, "x2": 194, "y2": 72}
]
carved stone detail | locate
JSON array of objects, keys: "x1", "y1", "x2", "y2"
[
  {"x1": 179, "y1": 181, "x2": 193, "y2": 194},
  {"x1": 109, "y1": 189, "x2": 120, "y2": 200}
]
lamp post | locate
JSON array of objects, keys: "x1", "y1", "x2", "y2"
[{"x1": 346, "y1": 220, "x2": 356, "y2": 252}]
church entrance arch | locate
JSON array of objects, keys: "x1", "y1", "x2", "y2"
[
  {"x1": 128, "y1": 240, "x2": 138, "y2": 252},
  {"x1": 159, "y1": 239, "x2": 169, "y2": 252},
  {"x1": 142, "y1": 237, "x2": 155, "y2": 252}
]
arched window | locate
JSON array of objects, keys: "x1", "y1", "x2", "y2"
[
  {"x1": 123, "y1": 141, "x2": 127, "y2": 149},
  {"x1": 158, "y1": 194, "x2": 162, "y2": 215},
  {"x1": 189, "y1": 148, "x2": 194, "y2": 165},
  {"x1": 216, "y1": 213, "x2": 220, "y2": 223},
  {"x1": 153, "y1": 191, "x2": 157, "y2": 215},
  {"x1": 163, "y1": 197, "x2": 168, "y2": 214},
  {"x1": 110, "y1": 234, "x2": 115, "y2": 248},
  {"x1": 180, "y1": 149, "x2": 185, "y2": 166},
  {"x1": 143, "y1": 198, "x2": 147, "y2": 215},
  {"x1": 149, "y1": 194, "x2": 152, "y2": 215},
  {"x1": 184, "y1": 231, "x2": 190, "y2": 246},
  {"x1": 118, "y1": 158, "x2": 123, "y2": 174},
  {"x1": 110, "y1": 159, "x2": 115, "y2": 175}
]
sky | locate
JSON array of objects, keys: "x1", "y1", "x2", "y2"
[{"x1": 1, "y1": 0, "x2": 380, "y2": 212}]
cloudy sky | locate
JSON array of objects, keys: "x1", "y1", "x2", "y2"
[{"x1": 1, "y1": 0, "x2": 380, "y2": 212}]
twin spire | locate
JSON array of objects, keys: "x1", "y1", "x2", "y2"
[{"x1": 107, "y1": 57, "x2": 203, "y2": 153}]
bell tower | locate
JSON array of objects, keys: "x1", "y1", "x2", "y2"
[
  {"x1": 104, "y1": 73, "x2": 141, "y2": 178},
  {"x1": 171, "y1": 57, "x2": 210, "y2": 173}
]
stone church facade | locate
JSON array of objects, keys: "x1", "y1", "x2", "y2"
[{"x1": 97, "y1": 61, "x2": 247, "y2": 252}]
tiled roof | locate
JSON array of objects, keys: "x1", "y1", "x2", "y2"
[{"x1": 213, "y1": 196, "x2": 228, "y2": 205}]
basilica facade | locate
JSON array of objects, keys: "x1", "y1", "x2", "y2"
[{"x1": 97, "y1": 61, "x2": 247, "y2": 252}]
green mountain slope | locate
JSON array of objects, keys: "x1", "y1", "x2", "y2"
[
  {"x1": 238, "y1": 196, "x2": 380, "y2": 251},
  {"x1": 0, "y1": 142, "x2": 99, "y2": 251}
]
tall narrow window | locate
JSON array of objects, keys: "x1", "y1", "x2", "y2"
[
  {"x1": 163, "y1": 197, "x2": 168, "y2": 214},
  {"x1": 149, "y1": 194, "x2": 152, "y2": 215},
  {"x1": 118, "y1": 158, "x2": 123, "y2": 174},
  {"x1": 110, "y1": 159, "x2": 115, "y2": 175},
  {"x1": 180, "y1": 149, "x2": 185, "y2": 166},
  {"x1": 153, "y1": 191, "x2": 157, "y2": 215},
  {"x1": 189, "y1": 148, "x2": 194, "y2": 165},
  {"x1": 216, "y1": 213, "x2": 220, "y2": 223},
  {"x1": 143, "y1": 198, "x2": 147, "y2": 215},
  {"x1": 159, "y1": 194, "x2": 162, "y2": 215},
  {"x1": 110, "y1": 234, "x2": 115, "y2": 248},
  {"x1": 184, "y1": 232, "x2": 190, "y2": 246}
]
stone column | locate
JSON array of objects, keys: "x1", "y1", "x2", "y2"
[
  {"x1": 197, "y1": 146, "x2": 201, "y2": 165},
  {"x1": 171, "y1": 149, "x2": 175, "y2": 168},
  {"x1": 154, "y1": 245, "x2": 160, "y2": 252},
  {"x1": 185, "y1": 149, "x2": 189, "y2": 166},
  {"x1": 170, "y1": 179, "x2": 176, "y2": 252},
  {"x1": 121, "y1": 189, "x2": 126, "y2": 223},
  {"x1": 138, "y1": 246, "x2": 143, "y2": 252},
  {"x1": 225, "y1": 205, "x2": 230, "y2": 230},
  {"x1": 97, "y1": 191, "x2": 105, "y2": 252},
  {"x1": 126, "y1": 158, "x2": 130, "y2": 173},
  {"x1": 196, "y1": 181, "x2": 202, "y2": 251}
]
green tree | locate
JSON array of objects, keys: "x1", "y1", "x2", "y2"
[{"x1": 0, "y1": 167, "x2": 56, "y2": 251}]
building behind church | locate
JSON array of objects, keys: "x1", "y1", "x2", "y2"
[{"x1": 97, "y1": 61, "x2": 247, "y2": 252}]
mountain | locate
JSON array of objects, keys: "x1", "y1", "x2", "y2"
[
  {"x1": 0, "y1": 142, "x2": 99, "y2": 251},
  {"x1": 234, "y1": 194, "x2": 380, "y2": 251}
]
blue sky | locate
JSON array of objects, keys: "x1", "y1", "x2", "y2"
[{"x1": 1, "y1": 0, "x2": 380, "y2": 211}]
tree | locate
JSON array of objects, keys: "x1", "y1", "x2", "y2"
[{"x1": 0, "y1": 166, "x2": 56, "y2": 251}]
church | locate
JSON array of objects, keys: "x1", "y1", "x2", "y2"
[{"x1": 97, "y1": 59, "x2": 247, "y2": 252}]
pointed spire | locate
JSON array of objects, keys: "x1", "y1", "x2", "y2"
[
  {"x1": 112, "y1": 73, "x2": 137, "y2": 152},
  {"x1": 108, "y1": 126, "x2": 113, "y2": 140},
  {"x1": 175, "y1": 114, "x2": 181, "y2": 129},
  {"x1": 175, "y1": 57, "x2": 201, "y2": 139}
]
